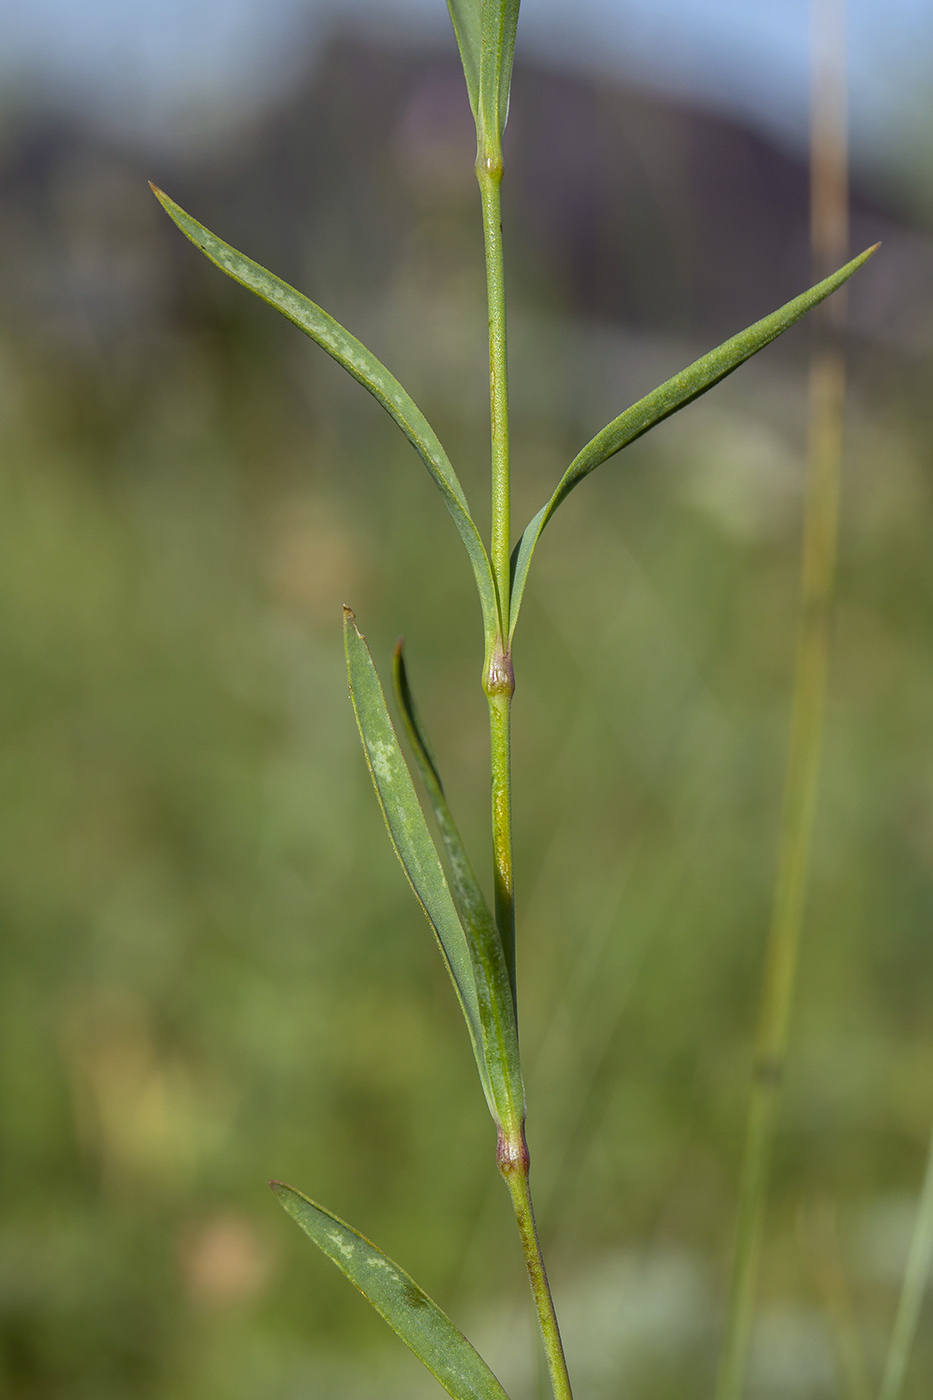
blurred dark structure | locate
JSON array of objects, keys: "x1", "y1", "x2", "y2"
[{"x1": 1, "y1": 33, "x2": 930, "y2": 375}]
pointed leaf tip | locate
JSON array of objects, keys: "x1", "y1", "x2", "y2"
[
  {"x1": 150, "y1": 189, "x2": 498, "y2": 642},
  {"x1": 343, "y1": 612, "x2": 492, "y2": 1109},
  {"x1": 273, "y1": 1181, "x2": 511, "y2": 1400},
  {"x1": 508, "y1": 242, "x2": 880, "y2": 638}
]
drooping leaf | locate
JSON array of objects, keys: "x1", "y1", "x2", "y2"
[
  {"x1": 150, "y1": 184, "x2": 499, "y2": 642},
  {"x1": 394, "y1": 641, "x2": 523, "y2": 1133},
  {"x1": 509, "y1": 244, "x2": 879, "y2": 639},
  {"x1": 271, "y1": 1182, "x2": 511, "y2": 1400},
  {"x1": 344, "y1": 609, "x2": 492, "y2": 1110}
]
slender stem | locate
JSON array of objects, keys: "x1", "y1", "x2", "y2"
[
  {"x1": 714, "y1": 5, "x2": 848, "y2": 1397},
  {"x1": 716, "y1": 346, "x2": 845, "y2": 1400},
  {"x1": 476, "y1": 148, "x2": 511, "y2": 633},
  {"x1": 477, "y1": 126, "x2": 569, "y2": 1400},
  {"x1": 499, "y1": 1131, "x2": 574, "y2": 1400},
  {"x1": 879, "y1": 1120, "x2": 933, "y2": 1400},
  {"x1": 477, "y1": 135, "x2": 516, "y2": 1000},
  {"x1": 487, "y1": 682, "x2": 517, "y2": 1002}
]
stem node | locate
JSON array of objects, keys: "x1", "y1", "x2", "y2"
[
  {"x1": 484, "y1": 639, "x2": 515, "y2": 698},
  {"x1": 496, "y1": 1123, "x2": 530, "y2": 1178}
]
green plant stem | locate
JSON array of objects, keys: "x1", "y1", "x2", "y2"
[
  {"x1": 477, "y1": 141, "x2": 516, "y2": 1002},
  {"x1": 717, "y1": 340, "x2": 846, "y2": 1398},
  {"x1": 715, "y1": 342, "x2": 846, "y2": 1400},
  {"x1": 499, "y1": 1132, "x2": 574, "y2": 1400},
  {"x1": 477, "y1": 126, "x2": 570, "y2": 1400},
  {"x1": 715, "y1": 5, "x2": 848, "y2": 1393},
  {"x1": 487, "y1": 683, "x2": 516, "y2": 1003},
  {"x1": 476, "y1": 151, "x2": 511, "y2": 629},
  {"x1": 879, "y1": 1119, "x2": 933, "y2": 1400}
]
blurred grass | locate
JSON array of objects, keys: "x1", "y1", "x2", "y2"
[{"x1": 2, "y1": 43, "x2": 933, "y2": 1400}]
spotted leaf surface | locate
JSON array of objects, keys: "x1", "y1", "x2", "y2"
[{"x1": 272, "y1": 1183, "x2": 511, "y2": 1400}]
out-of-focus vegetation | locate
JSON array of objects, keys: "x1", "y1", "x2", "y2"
[{"x1": 2, "y1": 28, "x2": 933, "y2": 1400}]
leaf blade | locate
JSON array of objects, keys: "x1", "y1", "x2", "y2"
[
  {"x1": 480, "y1": 0, "x2": 522, "y2": 143},
  {"x1": 344, "y1": 609, "x2": 492, "y2": 1109},
  {"x1": 272, "y1": 1182, "x2": 511, "y2": 1400},
  {"x1": 393, "y1": 642, "x2": 524, "y2": 1134},
  {"x1": 509, "y1": 244, "x2": 879, "y2": 638},
  {"x1": 447, "y1": 0, "x2": 483, "y2": 122},
  {"x1": 150, "y1": 184, "x2": 499, "y2": 641}
]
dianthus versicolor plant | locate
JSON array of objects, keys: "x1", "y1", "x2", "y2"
[{"x1": 150, "y1": 2, "x2": 878, "y2": 1397}]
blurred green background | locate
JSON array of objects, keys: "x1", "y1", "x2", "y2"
[{"x1": 2, "y1": 5, "x2": 933, "y2": 1398}]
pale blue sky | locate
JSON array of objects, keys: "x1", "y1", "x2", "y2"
[{"x1": 2, "y1": 0, "x2": 931, "y2": 166}]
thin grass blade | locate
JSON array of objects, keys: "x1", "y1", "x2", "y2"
[
  {"x1": 271, "y1": 1182, "x2": 511, "y2": 1400},
  {"x1": 394, "y1": 641, "x2": 524, "y2": 1134},
  {"x1": 509, "y1": 244, "x2": 878, "y2": 639},
  {"x1": 344, "y1": 609, "x2": 493, "y2": 1108},
  {"x1": 150, "y1": 184, "x2": 498, "y2": 642}
]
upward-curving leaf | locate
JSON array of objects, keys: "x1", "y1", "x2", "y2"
[
  {"x1": 508, "y1": 243, "x2": 879, "y2": 639},
  {"x1": 150, "y1": 184, "x2": 498, "y2": 643},
  {"x1": 344, "y1": 609, "x2": 492, "y2": 1109},
  {"x1": 394, "y1": 641, "x2": 524, "y2": 1136},
  {"x1": 271, "y1": 1182, "x2": 511, "y2": 1400}
]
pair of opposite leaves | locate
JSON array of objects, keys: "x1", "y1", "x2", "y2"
[{"x1": 150, "y1": 1, "x2": 876, "y2": 1391}]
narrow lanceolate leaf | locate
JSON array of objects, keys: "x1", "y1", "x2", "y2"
[
  {"x1": 344, "y1": 609, "x2": 492, "y2": 1111},
  {"x1": 509, "y1": 244, "x2": 879, "y2": 639},
  {"x1": 150, "y1": 185, "x2": 498, "y2": 643},
  {"x1": 271, "y1": 1183, "x2": 511, "y2": 1400},
  {"x1": 394, "y1": 642, "x2": 524, "y2": 1135}
]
